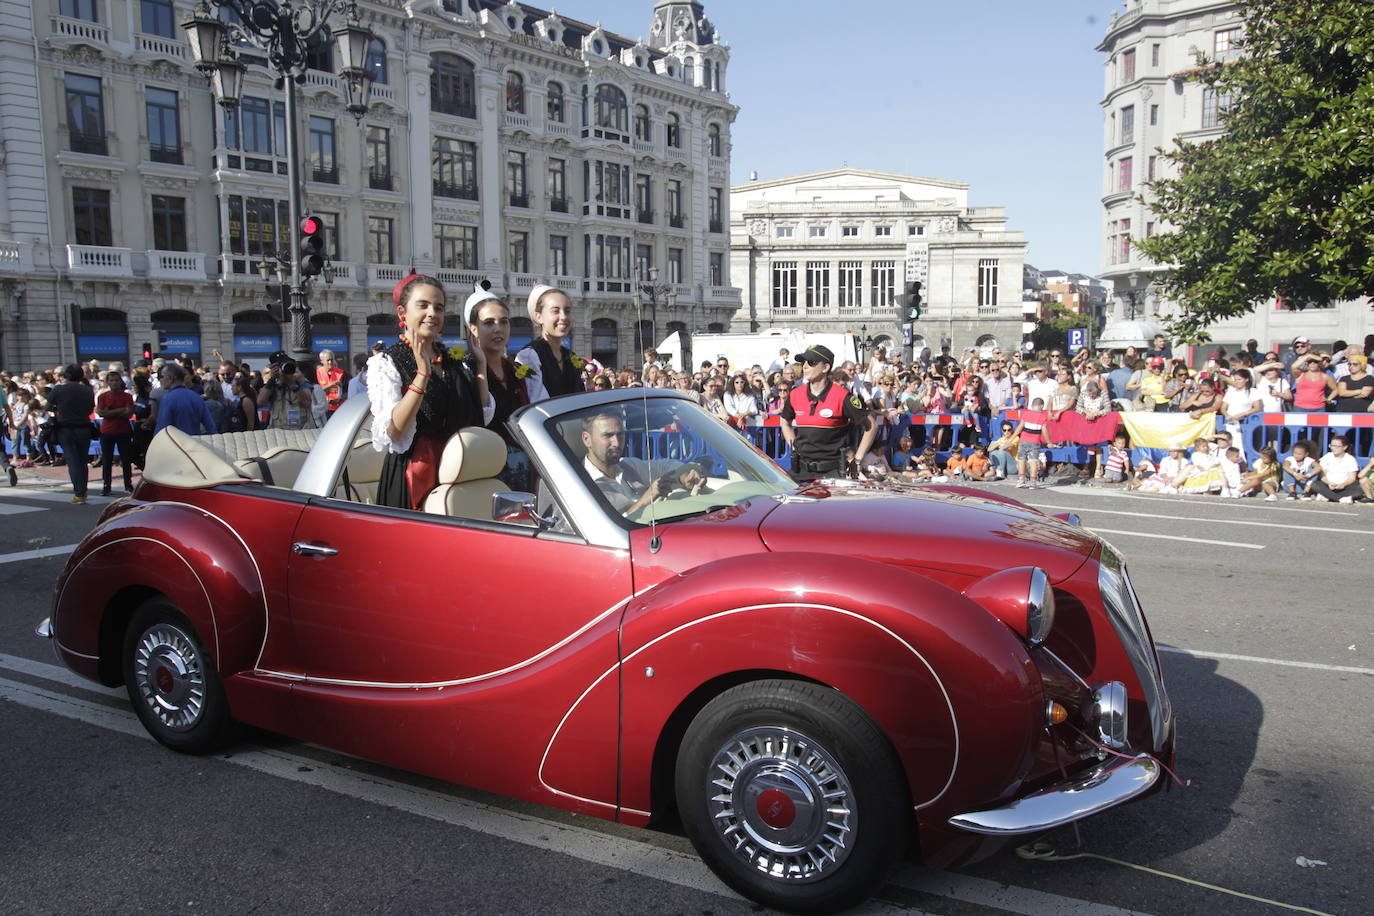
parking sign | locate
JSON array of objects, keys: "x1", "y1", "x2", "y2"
[{"x1": 1068, "y1": 328, "x2": 1087, "y2": 353}]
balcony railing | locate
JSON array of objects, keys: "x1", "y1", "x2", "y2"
[
  {"x1": 368, "y1": 264, "x2": 408, "y2": 287},
  {"x1": 147, "y1": 250, "x2": 206, "y2": 280},
  {"x1": 668, "y1": 214, "x2": 685, "y2": 229},
  {"x1": 311, "y1": 165, "x2": 339, "y2": 184},
  {"x1": 321, "y1": 261, "x2": 357, "y2": 287},
  {"x1": 149, "y1": 144, "x2": 182, "y2": 165},
  {"x1": 70, "y1": 133, "x2": 107, "y2": 156},
  {"x1": 508, "y1": 192, "x2": 529, "y2": 208},
  {"x1": 67, "y1": 244, "x2": 133, "y2": 277},
  {"x1": 709, "y1": 219, "x2": 723, "y2": 234},
  {"x1": 368, "y1": 171, "x2": 393, "y2": 191},
  {"x1": 547, "y1": 196, "x2": 568, "y2": 213},
  {"x1": 51, "y1": 16, "x2": 109, "y2": 44},
  {"x1": 637, "y1": 209, "x2": 654, "y2": 225},
  {"x1": 708, "y1": 286, "x2": 742, "y2": 301},
  {"x1": 436, "y1": 267, "x2": 483, "y2": 288},
  {"x1": 433, "y1": 179, "x2": 478, "y2": 201},
  {"x1": 0, "y1": 240, "x2": 35, "y2": 274},
  {"x1": 136, "y1": 33, "x2": 185, "y2": 58}
]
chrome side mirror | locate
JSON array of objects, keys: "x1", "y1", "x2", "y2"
[{"x1": 492, "y1": 491, "x2": 553, "y2": 529}]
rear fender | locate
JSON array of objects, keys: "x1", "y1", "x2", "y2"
[{"x1": 52, "y1": 502, "x2": 269, "y2": 684}]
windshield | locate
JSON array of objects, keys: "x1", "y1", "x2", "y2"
[{"x1": 549, "y1": 396, "x2": 796, "y2": 527}]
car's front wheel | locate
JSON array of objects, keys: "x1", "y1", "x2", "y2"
[
  {"x1": 122, "y1": 598, "x2": 232, "y2": 753},
  {"x1": 675, "y1": 680, "x2": 909, "y2": 914}
]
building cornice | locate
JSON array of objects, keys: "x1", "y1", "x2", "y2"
[{"x1": 732, "y1": 167, "x2": 968, "y2": 194}]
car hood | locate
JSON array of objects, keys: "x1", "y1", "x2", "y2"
[{"x1": 756, "y1": 484, "x2": 1099, "y2": 587}]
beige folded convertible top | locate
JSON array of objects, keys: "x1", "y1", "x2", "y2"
[{"x1": 142, "y1": 427, "x2": 260, "y2": 489}]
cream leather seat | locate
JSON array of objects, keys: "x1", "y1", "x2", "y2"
[
  {"x1": 233, "y1": 445, "x2": 310, "y2": 488},
  {"x1": 335, "y1": 439, "x2": 385, "y2": 503},
  {"x1": 422, "y1": 427, "x2": 508, "y2": 519}
]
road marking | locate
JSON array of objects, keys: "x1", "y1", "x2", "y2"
[
  {"x1": 1031, "y1": 503, "x2": 1367, "y2": 535},
  {"x1": 1031, "y1": 486, "x2": 1360, "y2": 517},
  {"x1": 0, "y1": 656, "x2": 1144, "y2": 916},
  {"x1": 1085, "y1": 527, "x2": 1264, "y2": 549},
  {"x1": 0, "y1": 544, "x2": 79, "y2": 565},
  {"x1": 1158, "y1": 645, "x2": 1374, "y2": 677},
  {"x1": 0, "y1": 503, "x2": 44, "y2": 515}
]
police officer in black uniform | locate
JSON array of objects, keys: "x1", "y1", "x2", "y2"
[{"x1": 779, "y1": 344, "x2": 878, "y2": 482}]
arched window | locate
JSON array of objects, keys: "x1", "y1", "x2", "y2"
[
  {"x1": 633, "y1": 319, "x2": 654, "y2": 355},
  {"x1": 305, "y1": 28, "x2": 333, "y2": 72},
  {"x1": 707, "y1": 322, "x2": 725, "y2": 334},
  {"x1": 595, "y1": 83, "x2": 627, "y2": 131},
  {"x1": 365, "y1": 37, "x2": 387, "y2": 84},
  {"x1": 591, "y1": 317, "x2": 619, "y2": 367},
  {"x1": 546, "y1": 81, "x2": 565, "y2": 123},
  {"x1": 708, "y1": 123, "x2": 721, "y2": 157},
  {"x1": 684, "y1": 56, "x2": 695, "y2": 86},
  {"x1": 634, "y1": 104, "x2": 651, "y2": 142},
  {"x1": 505, "y1": 71, "x2": 525, "y2": 114},
  {"x1": 666, "y1": 111, "x2": 681, "y2": 149},
  {"x1": 431, "y1": 54, "x2": 476, "y2": 119}
]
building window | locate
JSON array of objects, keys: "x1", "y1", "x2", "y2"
[
  {"x1": 634, "y1": 104, "x2": 651, "y2": 142},
  {"x1": 684, "y1": 56, "x2": 695, "y2": 86},
  {"x1": 145, "y1": 87, "x2": 180, "y2": 163},
  {"x1": 589, "y1": 160, "x2": 630, "y2": 207},
  {"x1": 435, "y1": 223, "x2": 478, "y2": 270},
  {"x1": 1145, "y1": 221, "x2": 1155, "y2": 238},
  {"x1": 239, "y1": 96, "x2": 270, "y2": 154},
  {"x1": 708, "y1": 188, "x2": 723, "y2": 233},
  {"x1": 308, "y1": 116, "x2": 337, "y2": 182},
  {"x1": 594, "y1": 83, "x2": 627, "y2": 131},
  {"x1": 359, "y1": 37, "x2": 386, "y2": 84},
  {"x1": 1121, "y1": 48, "x2": 1136, "y2": 82},
  {"x1": 1147, "y1": 154, "x2": 1158, "y2": 181},
  {"x1": 1151, "y1": 43, "x2": 1160, "y2": 67},
  {"x1": 508, "y1": 231, "x2": 528, "y2": 273},
  {"x1": 432, "y1": 137, "x2": 477, "y2": 199},
  {"x1": 1120, "y1": 105, "x2": 1134, "y2": 144},
  {"x1": 635, "y1": 174, "x2": 652, "y2": 222},
  {"x1": 771, "y1": 261, "x2": 797, "y2": 309},
  {"x1": 65, "y1": 74, "x2": 105, "y2": 155},
  {"x1": 547, "y1": 157, "x2": 567, "y2": 210},
  {"x1": 1117, "y1": 156, "x2": 1133, "y2": 192},
  {"x1": 591, "y1": 234, "x2": 631, "y2": 283},
  {"x1": 668, "y1": 248, "x2": 684, "y2": 284},
  {"x1": 870, "y1": 260, "x2": 895, "y2": 309},
  {"x1": 61, "y1": 0, "x2": 98, "y2": 21},
  {"x1": 305, "y1": 34, "x2": 332, "y2": 72},
  {"x1": 549, "y1": 235, "x2": 568, "y2": 275},
  {"x1": 977, "y1": 258, "x2": 999, "y2": 308},
  {"x1": 505, "y1": 71, "x2": 525, "y2": 114},
  {"x1": 666, "y1": 112, "x2": 681, "y2": 149},
  {"x1": 140, "y1": 0, "x2": 175, "y2": 37},
  {"x1": 635, "y1": 243, "x2": 653, "y2": 280},
  {"x1": 667, "y1": 179, "x2": 683, "y2": 226},
  {"x1": 546, "y1": 81, "x2": 565, "y2": 123},
  {"x1": 874, "y1": 225, "x2": 892, "y2": 237},
  {"x1": 907, "y1": 225, "x2": 924, "y2": 237},
  {"x1": 591, "y1": 317, "x2": 619, "y2": 366},
  {"x1": 1214, "y1": 27, "x2": 1242, "y2": 56},
  {"x1": 709, "y1": 252, "x2": 724, "y2": 287},
  {"x1": 775, "y1": 226, "x2": 794, "y2": 239},
  {"x1": 708, "y1": 123, "x2": 721, "y2": 157},
  {"x1": 805, "y1": 261, "x2": 830, "y2": 309},
  {"x1": 841, "y1": 225, "x2": 859, "y2": 238},
  {"x1": 808, "y1": 225, "x2": 827, "y2": 239},
  {"x1": 838, "y1": 260, "x2": 861, "y2": 309},
  {"x1": 367, "y1": 216, "x2": 393, "y2": 264},
  {"x1": 506, "y1": 150, "x2": 528, "y2": 206},
  {"x1": 1202, "y1": 88, "x2": 1233, "y2": 128},
  {"x1": 366, "y1": 126, "x2": 391, "y2": 190},
  {"x1": 72, "y1": 187, "x2": 112, "y2": 246},
  {"x1": 431, "y1": 54, "x2": 476, "y2": 118},
  {"x1": 150, "y1": 195, "x2": 186, "y2": 251},
  {"x1": 1149, "y1": 104, "x2": 1158, "y2": 126},
  {"x1": 315, "y1": 211, "x2": 340, "y2": 260}
]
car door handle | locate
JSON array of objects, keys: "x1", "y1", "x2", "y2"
[{"x1": 291, "y1": 541, "x2": 339, "y2": 558}]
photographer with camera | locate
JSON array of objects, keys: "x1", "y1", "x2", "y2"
[{"x1": 256, "y1": 355, "x2": 316, "y2": 430}]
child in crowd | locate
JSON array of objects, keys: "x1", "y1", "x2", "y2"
[
  {"x1": 965, "y1": 444, "x2": 995, "y2": 481},
  {"x1": 1100, "y1": 433, "x2": 1129, "y2": 483},
  {"x1": 859, "y1": 442, "x2": 892, "y2": 481},
  {"x1": 944, "y1": 448, "x2": 968, "y2": 480},
  {"x1": 1137, "y1": 446, "x2": 1191, "y2": 493},
  {"x1": 1178, "y1": 437, "x2": 1223, "y2": 494},
  {"x1": 1239, "y1": 445, "x2": 1281, "y2": 500},
  {"x1": 1012, "y1": 397, "x2": 1048, "y2": 489},
  {"x1": 1128, "y1": 454, "x2": 1157, "y2": 489},
  {"x1": 909, "y1": 447, "x2": 940, "y2": 482},
  {"x1": 1283, "y1": 441, "x2": 1319, "y2": 499},
  {"x1": 889, "y1": 435, "x2": 914, "y2": 470},
  {"x1": 1217, "y1": 446, "x2": 1246, "y2": 497}
]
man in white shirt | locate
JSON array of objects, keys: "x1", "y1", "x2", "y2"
[
  {"x1": 767, "y1": 348, "x2": 791, "y2": 374},
  {"x1": 1025, "y1": 365, "x2": 1058, "y2": 410},
  {"x1": 580, "y1": 411, "x2": 703, "y2": 515},
  {"x1": 1311, "y1": 435, "x2": 1361, "y2": 502},
  {"x1": 984, "y1": 366, "x2": 1013, "y2": 412}
]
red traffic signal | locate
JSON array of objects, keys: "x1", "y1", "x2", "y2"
[
  {"x1": 299, "y1": 215, "x2": 325, "y2": 277},
  {"x1": 300, "y1": 216, "x2": 322, "y2": 236}
]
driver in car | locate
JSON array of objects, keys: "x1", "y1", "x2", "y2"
[{"x1": 581, "y1": 411, "x2": 705, "y2": 516}]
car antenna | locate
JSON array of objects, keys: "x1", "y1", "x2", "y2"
[{"x1": 633, "y1": 280, "x2": 662, "y2": 553}]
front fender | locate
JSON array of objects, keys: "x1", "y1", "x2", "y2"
[
  {"x1": 612, "y1": 552, "x2": 1044, "y2": 821},
  {"x1": 52, "y1": 501, "x2": 270, "y2": 684}
]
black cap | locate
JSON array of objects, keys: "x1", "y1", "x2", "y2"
[{"x1": 795, "y1": 344, "x2": 835, "y2": 366}]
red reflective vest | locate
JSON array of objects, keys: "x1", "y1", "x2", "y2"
[{"x1": 788, "y1": 381, "x2": 849, "y2": 428}]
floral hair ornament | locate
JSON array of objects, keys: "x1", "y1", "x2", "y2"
[
  {"x1": 464, "y1": 279, "x2": 502, "y2": 327},
  {"x1": 527, "y1": 283, "x2": 557, "y2": 323}
]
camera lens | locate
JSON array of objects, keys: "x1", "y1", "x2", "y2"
[{"x1": 281, "y1": 360, "x2": 297, "y2": 376}]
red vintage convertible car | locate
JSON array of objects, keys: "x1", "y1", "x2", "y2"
[{"x1": 39, "y1": 388, "x2": 1174, "y2": 913}]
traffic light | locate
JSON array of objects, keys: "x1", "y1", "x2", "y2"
[
  {"x1": 299, "y1": 215, "x2": 325, "y2": 277},
  {"x1": 904, "y1": 281, "x2": 923, "y2": 321},
  {"x1": 142, "y1": 341, "x2": 153, "y2": 361}
]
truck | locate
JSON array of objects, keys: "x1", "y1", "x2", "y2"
[{"x1": 657, "y1": 328, "x2": 859, "y2": 375}]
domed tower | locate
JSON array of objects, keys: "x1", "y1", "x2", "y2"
[{"x1": 648, "y1": 1, "x2": 717, "y2": 49}]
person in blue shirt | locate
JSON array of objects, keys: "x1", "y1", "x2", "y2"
[{"x1": 153, "y1": 363, "x2": 215, "y2": 436}]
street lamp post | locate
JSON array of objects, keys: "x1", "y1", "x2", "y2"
[
  {"x1": 183, "y1": 0, "x2": 374, "y2": 371},
  {"x1": 633, "y1": 267, "x2": 677, "y2": 366}
]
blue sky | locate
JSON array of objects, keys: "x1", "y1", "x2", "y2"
[{"x1": 592, "y1": 0, "x2": 1118, "y2": 274}]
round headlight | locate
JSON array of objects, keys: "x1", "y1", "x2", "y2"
[
  {"x1": 1026, "y1": 567, "x2": 1055, "y2": 647},
  {"x1": 962, "y1": 566, "x2": 1057, "y2": 648}
]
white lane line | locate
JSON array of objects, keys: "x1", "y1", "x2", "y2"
[
  {"x1": 1086, "y1": 527, "x2": 1264, "y2": 549},
  {"x1": 0, "y1": 544, "x2": 79, "y2": 565},
  {"x1": 0, "y1": 656, "x2": 1142, "y2": 916},
  {"x1": 0, "y1": 503, "x2": 44, "y2": 515},
  {"x1": 1035, "y1": 486, "x2": 1360, "y2": 517},
  {"x1": 1158, "y1": 645, "x2": 1374, "y2": 677},
  {"x1": 1031, "y1": 503, "x2": 1367, "y2": 535}
]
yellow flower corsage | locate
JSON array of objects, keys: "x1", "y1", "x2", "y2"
[
  {"x1": 514, "y1": 362, "x2": 533, "y2": 379},
  {"x1": 447, "y1": 343, "x2": 468, "y2": 361},
  {"x1": 569, "y1": 353, "x2": 585, "y2": 370}
]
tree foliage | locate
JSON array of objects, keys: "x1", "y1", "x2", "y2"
[
  {"x1": 1032, "y1": 303, "x2": 1093, "y2": 354},
  {"x1": 1134, "y1": 0, "x2": 1374, "y2": 342}
]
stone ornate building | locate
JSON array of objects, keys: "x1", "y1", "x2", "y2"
[
  {"x1": 0, "y1": 0, "x2": 740, "y2": 371},
  {"x1": 730, "y1": 168, "x2": 1026, "y2": 359}
]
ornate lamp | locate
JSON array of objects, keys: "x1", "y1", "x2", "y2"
[{"x1": 181, "y1": 2, "x2": 226, "y2": 72}]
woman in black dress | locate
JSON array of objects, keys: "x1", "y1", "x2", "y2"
[
  {"x1": 464, "y1": 281, "x2": 531, "y2": 490},
  {"x1": 367, "y1": 274, "x2": 493, "y2": 510},
  {"x1": 515, "y1": 284, "x2": 585, "y2": 402}
]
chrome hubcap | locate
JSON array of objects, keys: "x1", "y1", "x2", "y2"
[
  {"x1": 706, "y1": 726, "x2": 856, "y2": 883},
  {"x1": 133, "y1": 623, "x2": 205, "y2": 731}
]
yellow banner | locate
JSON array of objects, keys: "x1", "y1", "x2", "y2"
[{"x1": 1119, "y1": 411, "x2": 1218, "y2": 449}]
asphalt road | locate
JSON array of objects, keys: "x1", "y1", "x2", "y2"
[{"x1": 1, "y1": 469, "x2": 1370, "y2": 916}]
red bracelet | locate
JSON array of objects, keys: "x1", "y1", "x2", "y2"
[
  {"x1": 415, "y1": 372, "x2": 430, "y2": 379},
  {"x1": 407, "y1": 384, "x2": 425, "y2": 396}
]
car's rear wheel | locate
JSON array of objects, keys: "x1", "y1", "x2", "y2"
[
  {"x1": 122, "y1": 598, "x2": 232, "y2": 753},
  {"x1": 675, "y1": 679, "x2": 909, "y2": 914}
]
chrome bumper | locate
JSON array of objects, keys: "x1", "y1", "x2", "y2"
[
  {"x1": 35, "y1": 617, "x2": 53, "y2": 639},
  {"x1": 947, "y1": 754, "x2": 1160, "y2": 836}
]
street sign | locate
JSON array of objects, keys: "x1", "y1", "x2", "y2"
[{"x1": 1068, "y1": 327, "x2": 1087, "y2": 353}]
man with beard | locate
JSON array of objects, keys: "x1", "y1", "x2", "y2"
[{"x1": 580, "y1": 410, "x2": 704, "y2": 516}]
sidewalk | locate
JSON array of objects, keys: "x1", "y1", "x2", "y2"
[{"x1": 6, "y1": 456, "x2": 143, "y2": 492}]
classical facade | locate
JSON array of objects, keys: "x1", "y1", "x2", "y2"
[
  {"x1": 0, "y1": 0, "x2": 740, "y2": 371},
  {"x1": 730, "y1": 168, "x2": 1026, "y2": 359},
  {"x1": 1098, "y1": 0, "x2": 1368, "y2": 355}
]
